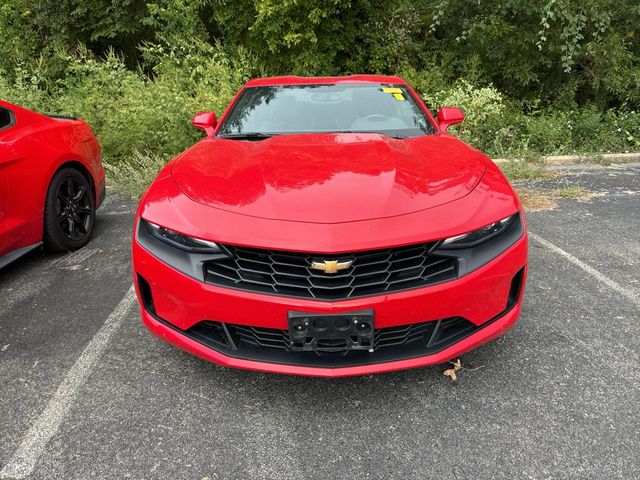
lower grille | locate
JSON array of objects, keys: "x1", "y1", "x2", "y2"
[
  {"x1": 204, "y1": 243, "x2": 458, "y2": 300},
  {"x1": 228, "y1": 321, "x2": 450, "y2": 352},
  {"x1": 184, "y1": 317, "x2": 479, "y2": 368}
]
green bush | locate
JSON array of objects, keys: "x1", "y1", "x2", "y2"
[
  {"x1": 424, "y1": 80, "x2": 506, "y2": 135},
  {"x1": 408, "y1": 76, "x2": 639, "y2": 159},
  {"x1": 0, "y1": 40, "x2": 254, "y2": 176}
]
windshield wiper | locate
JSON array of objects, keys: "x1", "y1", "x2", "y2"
[
  {"x1": 217, "y1": 132, "x2": 276, "y2": 140},
  {"x1": 329, "y1": 130, "x2": 411, "y2": 139}
]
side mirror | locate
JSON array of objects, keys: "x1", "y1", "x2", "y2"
[
  {"x1": 437, "y1": 107, "x2": 464, "y2": 133},
  {"x1": 192, "y1": 112, "x2": 217, "y2": 136}
]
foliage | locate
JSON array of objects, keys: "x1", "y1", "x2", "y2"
[
  {"x1": 0, "y1": 1, "x2": 40, "y2": 72},
  {"x1": 0, "y1": 0, "x2": 638, "y2": 195},
  {"x1": 0, "y1": 41, "x2": 253, "y2": 168},
  {"x1": 104, "y1": 151, "x2": 171, "y2": 198},
  {"x1": 417, "y1": 77, "x2": 639, "y2": 157},
  {"x1": 2, "y1": 1, "x2": 637, "y2": 107}
]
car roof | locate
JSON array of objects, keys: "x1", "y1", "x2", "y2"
[{"x1": 244, "y1": 75, "x2": 407, "y2": 87}]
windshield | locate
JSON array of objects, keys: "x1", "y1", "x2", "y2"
[{"x1": 217, "y1": 83, "x2": 435, "y2": 139}]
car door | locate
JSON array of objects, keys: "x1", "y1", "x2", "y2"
[{"x1": 0, "y1": 106, "x2": 17, "y2": 255}]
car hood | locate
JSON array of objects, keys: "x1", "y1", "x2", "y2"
[{"x1": 170, "y1": 133, "x2": 487, "y2": 224}]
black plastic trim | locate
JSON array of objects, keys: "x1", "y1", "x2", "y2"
[
  {"x1": 136, "y1": 274, "x2": 156, "y2": 314},
  {"x1": 0, "y1": 242, "x2": 42, "y2": 269}
]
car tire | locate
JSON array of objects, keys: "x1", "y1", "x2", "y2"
[{"x1": 43, "y1": 167, "x2": 96, "y2": 252}]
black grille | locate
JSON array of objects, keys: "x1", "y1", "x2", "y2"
[
  {"x1": 230, "y1": 321, "x2": 440, "y2": 352},
  {"x1": 204, "y1": 243, "x2": 458, "y2": 300},
  {"x1": 227, "y1": 318, "x2": 475, "y2": 353},
  {"x1": 184, "y1": 317, "x2": 480, "y2": 368}
]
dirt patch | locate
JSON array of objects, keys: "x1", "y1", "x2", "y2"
[
  {"x1": 517, "y1": 189, "x2": 557, "y2": 211},
  {"x1": 517, "y1": 185, "x2": 605, "y2": 211}
]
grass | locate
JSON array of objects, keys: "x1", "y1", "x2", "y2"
[
  {"x1": 552, "y1": 186, "x2": 589, "y2": 199},
  {"x1": 590, "y1": 153, "x2": 613, "y2": 166},
  {"x1": 104, "y1": 151, "x2": 169, "y2": 198},
  {"x1": 499, "y1": 160, "x2": 547, "y2": 181},
  {"x1": 551, "y1": 186, "x2": 603, "y2": 202}
]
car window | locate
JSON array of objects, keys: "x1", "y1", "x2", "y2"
[
  {"x1": 217, "y1": 83, "x2": 435, "y2": 139},
  {"x1": 0, "y1": 107, "x2": 14, "y2": 130}
]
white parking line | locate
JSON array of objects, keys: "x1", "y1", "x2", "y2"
[
  {"x1": 0, "y1": 285, "x2": 136, "y2": 479},
  {"x1": 529, "y1": 232, "x2": 640, "y2": 308}
]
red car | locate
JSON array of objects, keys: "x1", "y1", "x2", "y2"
[
  {"x1": 0, "y1": 100, "x2": 105, "y2": 267},
  {"x1": 133, "y1": 75, "x2": 527, "y2": 377}
]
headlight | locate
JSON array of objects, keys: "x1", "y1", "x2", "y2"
[
  {"x1": 142, "y1": 219, "x2": 221, "y2": 253},
  {"x1": 441, "y1": 215, "x2": 516, "y2": 249}
]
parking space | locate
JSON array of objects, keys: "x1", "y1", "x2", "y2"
[{"x1": 1, "y1": 164, "x2": 639, "y2": 479}]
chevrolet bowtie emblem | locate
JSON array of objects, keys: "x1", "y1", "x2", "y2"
[{"x1": 310, "y1": 259, "x2": 353, "y2": 274}]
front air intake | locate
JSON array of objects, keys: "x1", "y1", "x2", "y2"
[{"x1": 204, "y1": 243, "x2": 458, "y2": 301}]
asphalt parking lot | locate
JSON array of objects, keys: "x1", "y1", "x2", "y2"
[{"x1": 1, "y1": 162, "x2": 639, "y2": 480}]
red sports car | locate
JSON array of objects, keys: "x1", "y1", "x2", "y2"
[
  {"x1": 133, "y1": 75, "x2": 527, "y2": 377},
  {"x1": 0, "y1": 100, "x2": 105, "y2": 268}
]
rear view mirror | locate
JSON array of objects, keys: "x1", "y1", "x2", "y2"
[
  {"x1": 437, "y1": 107, "x2": 465, "y2": 132},
  {"x1": 192, "y1": 112, "x2": 217, "y2": 136}
]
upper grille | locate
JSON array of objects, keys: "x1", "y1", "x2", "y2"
[{"x1": 203, "y1": 242, "x2": 458, "y2": 300}]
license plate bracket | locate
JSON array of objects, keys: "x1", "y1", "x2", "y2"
[{"x1": 288, "y1": 310, "x2": 375, "y2": 352}]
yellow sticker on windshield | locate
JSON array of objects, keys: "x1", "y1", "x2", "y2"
[{"x1": 381, "y1": 87, "x2": 405, "y2": 101}]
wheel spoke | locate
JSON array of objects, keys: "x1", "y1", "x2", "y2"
[
  {"x1": 71, "y1": 213, "x2": 86, "y2": 233},
  {"x1": 72, "y1": 186, "x2": 86, "y2": 202},
  {"x1": 57, "y1": 210, "x2": 68, "y2": 221},
  {"x1": 77, "y1": 206, "x2": 93, "y2": 215},
  {"x1": 57, "y1": 190, "x2": 68, "y2": 205},
  {"x1": 67, "y1": 217, "x2": 75, "y2": 236},
  {"x1": 66, "y1": 178, "x2": 75, "y2": 197}
]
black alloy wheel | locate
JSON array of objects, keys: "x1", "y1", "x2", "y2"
[{"x1": 43, "y1": 167, "x2": 96, "y2": 251}]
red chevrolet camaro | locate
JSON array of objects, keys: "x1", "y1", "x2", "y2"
[
  {"x1": 0, "y1": 100, "x2": 105, "y2": 268},
  {"x1": 133, "y1": 75, "x2": 527, "y2": 377}
]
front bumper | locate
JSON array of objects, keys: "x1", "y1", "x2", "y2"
[{"x1": 132, "y1": 229, "x2": 527, "y2": 377}]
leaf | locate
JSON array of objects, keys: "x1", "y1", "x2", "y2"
[
  {"x1": 443, "y1": 358, "x2": 463, "y2": 381},
  {"x1": 443, "y1": 368, "x2": 457, "y2": 381}
]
